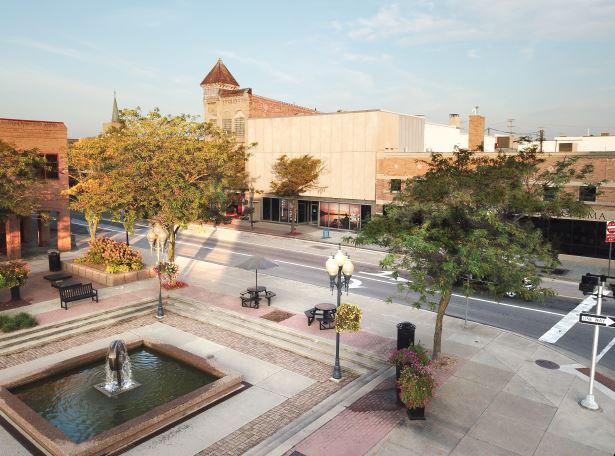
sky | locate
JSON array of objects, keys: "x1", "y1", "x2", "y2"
[{"x1": 1, "y1": 0, "x2": 614, "y2": 139}]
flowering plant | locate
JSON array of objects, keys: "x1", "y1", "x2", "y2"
[
  {"x1": 0, "y1": 261, "x2": 30, "y2": 288},
  {"x1": 398, "y1": 362, "x2": 436, "y2": 409},
  {"x1": 80, "y1": 237, "x2": 143, "y2": 273},
  {"x1": 391, "y1": 343, "x2": 436, "y2": 408},
  {"x1": 154, "y1": 262, "x2": 187, "y2": 289},
  {"x1": 389, "y1": 344, "x2": 430, "y2": 368},
  {"x1": 334, "y1": 303, "x2": 362, "y2": 333}
]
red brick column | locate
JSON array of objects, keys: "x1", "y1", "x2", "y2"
[
  {"x1": 57, "y1": 210, "x2": 71, "y2": 252},
  {"x1": 6, "y1": 215, "x2": 21, "y2": 259}
]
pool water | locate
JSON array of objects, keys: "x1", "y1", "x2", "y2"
[{"x1": 11, "y1": 348, "x2": 217, "y2": 443}]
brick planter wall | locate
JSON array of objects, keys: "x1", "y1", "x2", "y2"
[{"x1": 61, "y1": 260, "x2": 155, "y2": 287}]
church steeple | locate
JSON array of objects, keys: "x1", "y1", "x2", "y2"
[
  {"x1": 111, "y1": 90, "x2": 119, "y2": 123},
  {"x1": 102, "y1": 91, "x2": 121, "y2": 133}
]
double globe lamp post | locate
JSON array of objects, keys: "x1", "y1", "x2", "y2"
[
  {"x1": 146, "y1": 224, "x2": 168, "y2": 320},
  {"x1": 325, "y1": 245, "x2": 354, "y2": 381}
]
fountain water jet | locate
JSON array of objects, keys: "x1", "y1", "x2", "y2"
[{"x1": 94, "y1": 340, "x2": 141, "y2": 397}]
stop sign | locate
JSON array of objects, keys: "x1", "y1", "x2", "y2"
[{"x1": 606, "y1": 221, "x2": 615, "y2": 242}]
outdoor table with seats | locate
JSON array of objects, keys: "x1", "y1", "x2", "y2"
[
  {"x1": 304, "y1": 303, "x2": 336, "y2": 330},
  {"x1": 236, "y1": 255, "x2": 278, "y2": 309}
]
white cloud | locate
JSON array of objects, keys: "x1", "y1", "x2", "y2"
[
  {"x1": 466, "y1": 49, "x2": 479, "y2": 59},
  {"x1": 340, "y1": 0, "x2": 615, "y2": 45}
]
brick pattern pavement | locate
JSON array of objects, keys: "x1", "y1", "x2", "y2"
[
  {"x1": 289, "y1": 376, "x2": 404, "y2": 456},
  {"x1": 0, "y1": 315, "x2": 154, "y2": 369}
]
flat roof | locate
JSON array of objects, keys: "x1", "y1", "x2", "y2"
[
  {"x1": 247, "y1": 108, "x2": 426, "y2": 121},
  {"x1": 0, "y1": 117, "x2": 65, "y2": 125}
]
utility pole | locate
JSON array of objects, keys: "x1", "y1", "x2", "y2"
[
  {"x1": 539, "y1": 128, "x2": 545, "y2": 153},
  {"x1": 506, "y1": 118, "x2": 515, "y2": 135}
]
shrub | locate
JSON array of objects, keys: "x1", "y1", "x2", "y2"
[
  {"x1": 0, "y1": 261, "x2": 30, "y2": 288},
  {"x1": 0, "y1": 312, "x2": 37, "y2": 332},
  {"x1": 334, "y1": 303, "x2": 363, "y2": 333},
  {"x1": 80, "y1": 237, "x2": 143, "y2": 273}
]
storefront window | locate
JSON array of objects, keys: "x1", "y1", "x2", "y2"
[
  {"x1": 338, "y1": 204, "x2": 350, "y2": 229},
  {"x1": 280, "y1": 199, "x2": 289, "y2": 222},
  {"x1": 271, "y1": 198, "x2": 280, "y2": 221},
  {"x1": 349, "y1": 205, "x2": 360, "y2": 231},
  {"x1": 262, "y1": 197, "x2": 271, "y2": 221}
]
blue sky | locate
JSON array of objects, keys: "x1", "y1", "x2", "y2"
[{"x1": 1, "y1": 0, "x2": 614, "y2": 138}]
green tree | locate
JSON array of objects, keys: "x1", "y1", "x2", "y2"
[
  {"x1": 68, "y1": 108, "x2": 251, "y2": 260},
  {"x1": 270, "y1": 154, "x2": 325, "y2": 233},
  {"x1": 353, "y1": 147, "x2": 595, "y2": 360},
  {"x1": 0, "y1": 140, "x2": 46, "y2": 219}
]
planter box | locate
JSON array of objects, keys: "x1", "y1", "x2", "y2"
[{"x1": 62, "y1": 261, "x2": 155, "y2": 287}]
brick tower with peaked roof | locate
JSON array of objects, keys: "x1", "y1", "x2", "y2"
[{"x1": 200, "y1": 59, "x2": 317, "y2": 143}]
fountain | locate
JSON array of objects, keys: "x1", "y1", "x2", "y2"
[
  {"x1": 1, "y1": 337, "x2": 244, "y2": 454},
  {"x1": 94, "y1": 339, "x2": 141, "y2": 397}
]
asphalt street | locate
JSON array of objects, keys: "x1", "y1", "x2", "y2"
[{"x1": 70, "y1": 218, "x2": 615, "y2": 372}]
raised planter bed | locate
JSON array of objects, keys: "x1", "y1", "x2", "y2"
[{"x1": 61, "y1": 260, "x2": 155, "y2": 287}]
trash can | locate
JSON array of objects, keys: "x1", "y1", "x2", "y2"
[
  {"x1": 396, "y1": 322, "x2": 416, "y2": 350},
  {"x1": 48, "y1": 249, "x2": 61, "y2": 272}
]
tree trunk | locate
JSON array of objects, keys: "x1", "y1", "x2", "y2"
[
  {"x1": 432, "y1": 288, "x2": 453, "y2": 360},
  {"x1": 167, "y1": 225, "x2": 179, "y2": 262},
  {"x1": 290, "y1": 198, "x2": 296, "y2": 234},
  {"x1": 86, "y1": 214, "x2": 99, "y2": 242}
]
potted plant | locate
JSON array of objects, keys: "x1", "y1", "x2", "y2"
[
  {"x1": 0, "y1": 261, "x2": 30, "y2": 301},
  {"x1": 334, "y1": 303, "x2": 363, "y2": 333},
  {"x1": 397, "y1": 356, "x2": 436, "y2": 420},
  {"x1": 389, "y1": 343, "x2": 435, "y2": 418},
  {"x1": 154, "y1": 262, "x2": 187, "y2": 290}
]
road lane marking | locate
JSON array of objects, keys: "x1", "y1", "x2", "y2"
[
  {"x1": 73, "y1": 220, "x2": 570, "y2": 318},
  {"x1": 597, "y1": 336, "x2": 615, "y2": 363},
  {"x1": 539, "y1": 293, "x2": 599, "y2": 343}
]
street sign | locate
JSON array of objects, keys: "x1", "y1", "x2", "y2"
[
  {"x1": 606, "y1": 220, "x2": 615, "y2": 242},
  {"x1": 579, "y1": 312, "x2": 615, "y2": 327}
]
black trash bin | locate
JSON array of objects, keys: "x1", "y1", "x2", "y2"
[
  {"x1": 48, "y1": 249, "x2": 61, "y2": 272},
  {"x1": 396, "y1": 322, "x2": 416, "y2": 350}
]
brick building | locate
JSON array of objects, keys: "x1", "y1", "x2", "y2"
[
  {"x1": 200, "y1": 59, "x2": 317, "y2": 143},
  {"x1": 0, "y1": 118, "x2": 71, "y2": 259}
]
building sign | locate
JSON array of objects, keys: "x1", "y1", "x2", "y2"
[{"x1": 607, "y1": 221, "x2": 615, "y2": 243}]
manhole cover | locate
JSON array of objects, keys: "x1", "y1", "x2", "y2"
[{"x1": 535, "y1": 359, "x2": 560, "y2": 370}]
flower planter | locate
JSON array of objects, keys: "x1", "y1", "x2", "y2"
[
  {"x1": 62, "y1": 260, "x2": 155, "y2": 287},
  {"x1": 406, "y1": 406, "x2": 425, "y2": 421},
  {"x1": 10, "y1": 286, "x2": 21, "y2": 301}
]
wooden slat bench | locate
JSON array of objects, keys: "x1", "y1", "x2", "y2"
[{"x1": 59, "y1": 283, "x2": 98, "y2": 310}]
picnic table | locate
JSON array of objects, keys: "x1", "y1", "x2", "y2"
[
  {"x1": 240, "y1": 286, "x2": 276, "y2": 309},
  {"x1": 305, "y1": 303, "x2": 337, "y2": 330}
]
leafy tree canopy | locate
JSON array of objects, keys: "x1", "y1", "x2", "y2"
[
  {"x1": 353, "y1": 146, "x2": 596, "y2": 359},
  {"x1": 67, "y1": 108, "x2": 251, "y2": 259},
  {"x1": 270, "y1": 154, "x2": 325, "y2": 233},
  {"x1": 0, "y1": 140, "x2": 46, "y2": 219}
]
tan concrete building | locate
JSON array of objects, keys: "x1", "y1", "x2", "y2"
[{"x1": 0, "y1": 118, "x2": 71, "y2": 259}]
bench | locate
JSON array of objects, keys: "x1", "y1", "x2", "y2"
[
  {"x1": 59, "y1": 283, "x2": 98, "y2": 310},
  {"x1": 263, "y1": 291, "x2": 276, "y2": 305},
  {"x1": 240, "y1": 291, "x2": 259, "y2": 309}
]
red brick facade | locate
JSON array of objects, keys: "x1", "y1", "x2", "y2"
[
  {"x1": 0, "y1": 118, "x2": 71, "y2": 259},
  {"x1": 376, "y1": 151, "x2": 615, "y2": 216},
  {"x1": 249, "y1": 95, "x2": 317, "y2": 118}
]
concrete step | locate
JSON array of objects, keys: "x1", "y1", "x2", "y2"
[
  {"x1": 169, "y1": 299, "x2": 387, "y2": 373},
  {"x1": 0, "y1": 300, "x2": 157, "y2": 356}
]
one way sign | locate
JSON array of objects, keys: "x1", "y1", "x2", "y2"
[{"x1": 579, "y1": 313, "x2": 615, "y2": 327}]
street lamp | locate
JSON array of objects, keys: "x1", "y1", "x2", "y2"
[
  {"x1": 325, "y1": 244, "x2": 354, "y2": 381},
  {"x1": 146, "y1": 224, "x2": 168, "y2": 320}
]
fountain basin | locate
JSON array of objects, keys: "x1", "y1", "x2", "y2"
[{"x1": 0, "y1": 338, "x2": 244, "y2": 456}]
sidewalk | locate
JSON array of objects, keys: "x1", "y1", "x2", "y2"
[
  {"x1": 191, "y1": 219, "x2": 611, "y2": 283},
  {"x1": 2, "y1": 253, "x2": 614, "y2": 455}
]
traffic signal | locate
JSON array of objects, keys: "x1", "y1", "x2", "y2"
[{"x1": 579, "y1": 274, "x2": 599, "y2": 294}]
